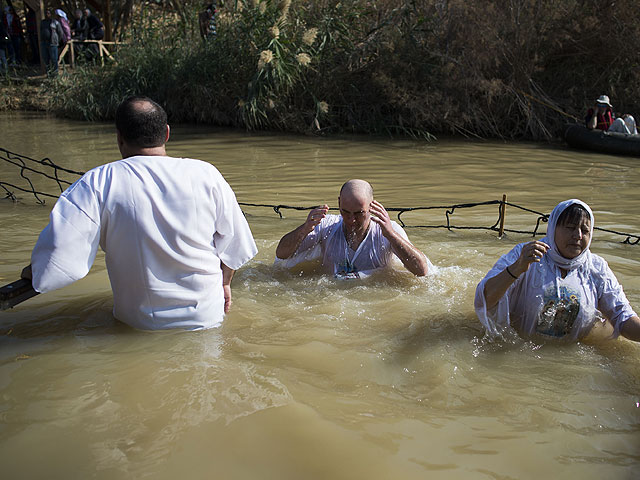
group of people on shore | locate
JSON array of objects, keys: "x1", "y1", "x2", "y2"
[
  {"x1": 0, "y1": 5, "x2": 104, "y2": 74},
  {"x1": 18, "y1": 96, "x2": 640, "y2": 347}
]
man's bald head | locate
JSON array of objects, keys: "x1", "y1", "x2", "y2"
[
  {"x1": 115, "y1": 96, "x2": 168, "y2": 148},
  {"x1": 339, "y1": 179, "x2": 373, "y2": 203}
]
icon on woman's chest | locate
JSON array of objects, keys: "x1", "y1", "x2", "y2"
[{"x1": 335, "y1": 258, "x2": 360, "y2": 280}]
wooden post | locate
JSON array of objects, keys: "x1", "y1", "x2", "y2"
[
  {"x1": 498, "y1": 194, "x2": 507, "y2": 238},
  {"x1": 103, "y1": 0, "x2": 112, "y2": 42},
  {"x1": 70, "y1": 40, "x2": 75, "y2": 68},
  {"x1": 57, "y1": 42, "x2": 69, "y2": 68}
]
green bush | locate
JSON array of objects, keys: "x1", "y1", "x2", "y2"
[{"x1": 44, "y1": 0, "x2": 640, "y2": 141}]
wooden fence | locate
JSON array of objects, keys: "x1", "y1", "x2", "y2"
[{"x1": 58, "y1": 40, "x2": 120, "y2": 68}]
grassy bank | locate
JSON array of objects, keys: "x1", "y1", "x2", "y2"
[{"x1": 5, "y1": 0, "x2": 640, "y2": 141}]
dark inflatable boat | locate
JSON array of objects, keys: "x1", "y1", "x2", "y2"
[{"x1": 564, "y1": 124, "x2": 640, "y2": 156}]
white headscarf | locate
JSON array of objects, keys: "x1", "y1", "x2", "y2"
[
  {"x1": 474, "y1": 199, "x2": 603, "y2": 340},
  {"x1": 542, "y1": 199, "x2": 594, "y2": 271},
  {"x1": 54, "y1": 9, "x2": 68, "y2": 20}
]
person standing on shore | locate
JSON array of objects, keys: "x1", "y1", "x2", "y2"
[
  {"x1": 0, "y1": 20, "x2": 9, "y2": 73},
  {"x1": 2, "y1": 5, "x2": 23, "y2": 65},
  {"x1": 39, "y1": 9, "x2": 63, "y2": 74}
]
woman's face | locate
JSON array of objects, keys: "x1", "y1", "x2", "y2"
[{"x1": 554, "y1": 216, "x2": 591, "y2": 259}]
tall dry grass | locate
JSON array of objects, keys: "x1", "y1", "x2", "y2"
[{"x1": 44, "y1": 0, "x2": 640, "y2": 140}]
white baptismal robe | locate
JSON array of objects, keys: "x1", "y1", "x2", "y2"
[
  {"x1": 31, "y1": 155, "x2": 257, "y2": 330},
  {"x1": 276, "y1": 214, "x2": 430, "y2": 277},
  {"x1": 474, "y1": 242, "x2": 636, "y2": 341}
]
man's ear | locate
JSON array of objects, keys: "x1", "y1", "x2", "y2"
[{"x1": 165, "y1": 124, "x2": 171, "y2": 143}]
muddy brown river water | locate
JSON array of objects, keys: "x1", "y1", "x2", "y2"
[{"x1": 1, "y1": 112, "x2": 639, "y2": 479}]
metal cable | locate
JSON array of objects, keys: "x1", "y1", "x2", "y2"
[{"x1": 2, "y1": 148, "x2": 639, "y2": 244}]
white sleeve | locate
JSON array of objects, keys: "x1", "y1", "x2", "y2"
[
  {"x1": 274, "y1": 217, "x2": 330, "y2": 268},
  {"x1": 596, "y1": 259, "x2": 637, "y2": 337},
  {"x1": 474, "y1": 243, "x2": 524, "y2": 337},
  {"x1": 211, "y1": 173, "x2": 258, "y2": 270},
  {"x1": 31, "y1": 178, "x2": 101, "y2": 293}
]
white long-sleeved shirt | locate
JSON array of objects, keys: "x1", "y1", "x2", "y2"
[{"x1": 31, "y1": 155, "x2": 257, "y2": 330}]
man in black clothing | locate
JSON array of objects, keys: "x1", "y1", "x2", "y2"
[
  {"x1": 84, "y1": 9, "x2": 104, "y2": 40},
  {"x1": 71, "y1": 9, "x2": 88, "y2": 41}
]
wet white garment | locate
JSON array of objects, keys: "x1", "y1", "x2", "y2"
[
  {"x1": 276, "y1": 214, "x2": 430, "y2": 278},
  {"x1": 624, "y1": 115, "x2": 638, "y2": 134},
  {"x1": 31, "y1": 155, "x2": 257, "y2": 330},
  {"x1": 608, "y1": 115, "x2": 638, "y2": 134},
  {"x1": 608, "y1": 117, "x2": 632, "y2": 134},
  {"x1": 475, "y1": 199, "x2": 636, "y2": 341}
]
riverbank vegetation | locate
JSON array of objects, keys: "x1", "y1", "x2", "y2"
[{"x1": 7, "y1": 0, "x2": 640, "y2": 140}]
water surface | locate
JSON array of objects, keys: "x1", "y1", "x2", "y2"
[{"x1": 1, "y1": 112, "x2": 639, "y2": 479}]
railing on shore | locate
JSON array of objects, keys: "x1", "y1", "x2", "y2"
[{"x1": 58, "y1": 39, "x2": 120, "y2": 68}]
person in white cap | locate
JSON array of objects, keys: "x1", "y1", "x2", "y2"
[
  {"x1": 586, "y1": 94, "x2": 637, "y2": 135},
  {"x1": 585, "y1": 95, "x2": 614, "y2": 131}
]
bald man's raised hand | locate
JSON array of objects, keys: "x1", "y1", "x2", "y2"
[
  {"x1": 369, "y1": 200, "x2": 394, "y2": 237},
  {"x1": 304, "y1": 204, "x2": 330, "y2": 230}
]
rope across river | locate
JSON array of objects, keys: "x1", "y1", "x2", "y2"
[{"x1": 2, "y1": 147, "x2": 639, "y2": 245}]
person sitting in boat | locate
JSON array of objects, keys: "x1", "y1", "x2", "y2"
[
  {"x1": 475, "y1": 199, "x2": 640, "y2": 343},
  {"x1": 275, "y1": 179, "x2": 431, "y2": 279},
  {"x1": 608, "y1": 113, "x2": 638, "y2": 135},
  {"x1": 585, "y1": 95, "x2": 637, "y2": 134},
  {"x1": 585, "y1": 95, "x2": 614, "y2": 131}
]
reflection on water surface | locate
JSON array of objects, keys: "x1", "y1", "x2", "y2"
[{"x1": 1, "y1": 113, "x2": 639, "y2": 479}]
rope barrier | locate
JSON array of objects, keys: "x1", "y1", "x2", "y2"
[
  {"x1": 2, "y1": 148, "x2": 639, "y2": 244},
  {"x1": 1, "y1": 148, "x2": 84, "y2": 205}
]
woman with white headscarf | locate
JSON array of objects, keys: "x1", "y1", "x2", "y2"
[{"x1": 475, "y1": 199, "x2": 640, "y2": 342}]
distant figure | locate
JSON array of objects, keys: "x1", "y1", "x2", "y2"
[
  {"x1": 608, "y1": 113, "x2": 638, "y2": 135},
  {"x1": 0, "y1": 20, "x2": 8, "y2": 73},
  {"x1": 275, "y1": 179, "x2": 431, "y2": 278},
  {"x1": 39, "y1": 9, "x2": 64, "y2": 74},
  {"x1": 199, "y1": 3, "x2": 217, "y2": 40},
  {"x1": 84, "y1": 8, "x2": 104, "y2": 40},
  {"x1": 585, "y1": 95, "x2": 613, "y2": 131},
  {"x1": 83, "y1": 8, "x2": 104, "y2": 59},
  {"x1": 71, "y1": 9, "x2": 88, "y2": 41},
  {"x1": 475, "y1": 199, "x2": 640, "y2": 343},
  {"x1": 2, "y1": 5, "x2": 23, "y2": 65},
  {"x1": 25, "y1": 7, "x2": 39, "y2": 64},
  {"x1": 54, "y1": 9, "x2": 71, "y2": 48},
  {"x1": 586, "y1": 95, "x2": 637, "y2": 134},
  {"x1": 22, "y1": 96, "x2": 258, "y2": 330}
]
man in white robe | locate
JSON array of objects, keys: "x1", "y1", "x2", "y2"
[
  {"x1": 275, "y1": 179, "x2": 430, "y2": 278},
  {"x1": 21, "y1": 96, "x2": 257, "y2": 330}
]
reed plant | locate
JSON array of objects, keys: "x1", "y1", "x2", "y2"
[{"x1": 42, "y1": 0, "x2": 640, "y2": 141}]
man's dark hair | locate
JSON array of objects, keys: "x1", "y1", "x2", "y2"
[
  {"x1": 115, "y1": 96, "x2": 168, "y2": 148},
  {"x1": 557, "y1": 204, "x2": 590, "y2": 227}
]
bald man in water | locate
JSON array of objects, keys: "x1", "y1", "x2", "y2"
[{"x1": 275, "y1": 179, "x2": 430, "y2": 278}]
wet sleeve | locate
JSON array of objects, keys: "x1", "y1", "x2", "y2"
[
  {"x1": 31, "y1": 178, "x2": 101, "y2": 293},
  {"x1": 474, "y1": 244, "x2": 524, "y2": 337},
  {"x1": 211, "y1": 172, "x2": 258, "y2": 271},
  {"x1": 596, "y1": 260, "x2": 637, "y2": 338},
  {"x1": 273, "y1": 219, "x2": 326, "y2": 269}
]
